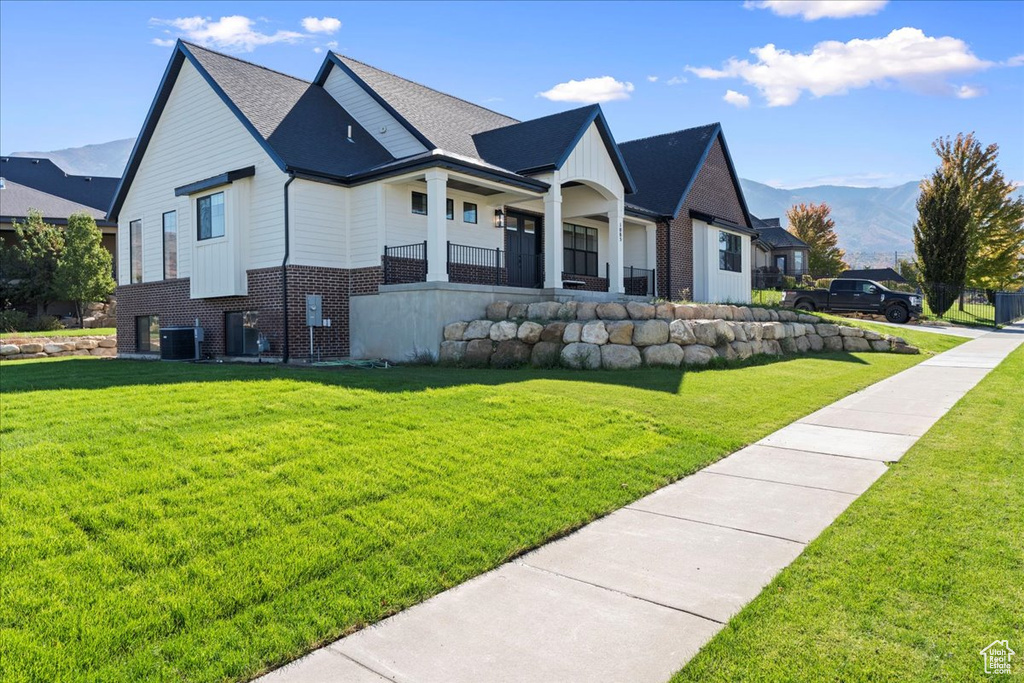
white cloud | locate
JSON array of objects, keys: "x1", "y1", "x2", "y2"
[
  {"x1": 1005, "y1": 54, "x2": 1024, "y2": 67},
  {"x1": 955, "y1": 84, "x2": 984, "y2": 99},
  {"x1": 537, "y1": 76, "x2": 635, "y2": 103},
  {"x1": 666, "y1": 76, "x2": 687, "y2": 85},
  {"x1": 723, "y1": 90, "x2": 751, "y2": 107},
  {"x1": 326, "y1": 40, "x2": 339, "y2": 49},
  {"x1": 646, "y1": 75, "x2": 659, "y2": 82},
  {"x1": 687, "y1": 28, "x2": 992, "y2": 106},
  {"x1": 150, "y1": 15, "x2": 305, "y2": 52},
  {"x1": 313, "y1": 47, "x2": 323, "y2": 54},
  {"x1": 744, "y1": 0, "x2": 888, "y2": 20},
  {"x1": 302, "y1": 17, "x2": 341, "y2": 34},
  {"x1": 151, "y1": 38, "x2": 176, "y2": 47}
]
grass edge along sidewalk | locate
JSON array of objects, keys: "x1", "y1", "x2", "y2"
[{"x1": 673, "y1": 342, "x2": 1024, "y2": 682}]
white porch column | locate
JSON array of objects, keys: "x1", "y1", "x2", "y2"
[
  {"x1": 608, "y1": 198, "x2": 625, "y2": 294},
  {"x1": 645, "y1": 224, "x2": 658, "y2": 295},
  {"x1": 543, "y1": 180, "x2": 563, "y2": 288},
  {"x1": 425, "y1": 169, "x2": 448, "y2": 282}
]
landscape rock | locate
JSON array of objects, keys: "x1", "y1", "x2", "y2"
[
  {"x1": 18, "y1": 343, "x2": 43, "y2": 354},
  {"x1": 463, "y1": 320, "x2": 493, "y2": 340},
  {"x1": 491, "y1": 340, "x2": 532, "y2": 367},
  {"x1": 439, "y1": 341, "x2": 468, "y2": 364},
  {"x1": 655, "y1": 303, "x2": 676, "y2": 320},
  {"x1": 870, "y1": 340, "x2": 891, "y2": 352},
  {"x1": 761, "y1": 322, "x2": 783, "y2": 340},
  {"x1": 807, "y1": 334, "x2": 824, "y2": 351},
  {"x1": 716, "y1": 343, "x2": 738, "y2": 361},
  {"x1": 643, "y1": 343, "x2": 684, "y2": 368},
  {"x1": 864, "y1": 330, "x2": 883, "y2": 341},
  {"x1": 839, "y1": 326, "x2": 864, "y2": 337},
  {"x1": 778, "y1": 310, "x2": 796, "y2": 322},
  {"x1": 798, "y1": 314, "x2": 819, "y2": 324},
  {"x1": 632, "y1": 320, "x2": 670, "y2": 346},
  {"x1": 669, "y1": 319, "x2": 696, "y2": 345},
  {"x1": 738, "y1": 306, "x2": 754, "y2": 322},
  {"x1": 464, "y1": 339, "x2": 494, "y2": 367},
  {"x1": 561, "y1": 342, "x2": 601, "y2": 369},
  {"x1": 674, "y1": 305, "x2": 695, "y2": 320},
  {"x1": 489, "y1": 320, "x2": 518, "y2": 342},
  {"x1": 731, "y1": 340, "x2": 753, "y2": 359},
  {"x1": 892, "y1": 343, "x2": 920, "y2": 355},
  {"x1": 790, "y1": 322, "x2": 806, "y2": 337},
  {"x1": 823, "y1": 335, "x2": 844, "y2": 351},
  {"x1": 557, "y1": 301, "x2": 578, "y2": 320},
  {"x1": 1, "y1": 344, "x2": 19, "y2": 355},
  {"x1": 531, "y1": 341, "x2": 563, "y2": 368},
  {"x1": 486, "y1": 301, "x2": 510, "y2": 321},
  {"x1": 601, "y1": 344, "x2": 642, "y2": 370},
  {"x1": 626, "y1": 301, "x2": 655, "y2": 320},
  {"x1": 528, "y1": 301, "x2": 562, "y2": 321},
  {"x1": 581, "y1": 320, "x2": 609, "y2": 345},
  {"x1": 683, "y1": 344, "x2": 717, "y2": 366},
  {"x1": 596, "y1": 302, "x2": 628, "y2": 320},
  {"x1": 89, "y1": 347, "x2": 117, "y2": 357},
  {"x1": 692, "y1": 321, "x2": 718, "y2": 347},
  {"x1": 562, "y1": 322, "x2": 582, "y2": 343},
  {"x1": 843, "y1": 336, "x2": 871, "y2": 352},
  {"x1": 794, "y1": 335, "x2": 811, "y2": 353},
  {"x1": 713, "y1": 319, "x2": 735, "y2": 344},
  {"x1": 575, "y1": 302, "x2": 598, "y2": 320},
  {"x1": 98, "y1": 339, "x2": 117, "y2": 348},
  {"x1": 779, "y1": 337, "x2": 798, "y2": 354},
  {"x1": 540, "y1": 322, "x2": 567, "y2": 343},
  {"x1": 508, "y1": 303, "x2": 529, "y2": 319},
  {"x1": 762, "y1": 340, "x2": 783, "y2": 355},
  {"x1": 606, "y1": 321, "x2": 634, "y2": 345},
  {"x1": 816, "y1": 324, "x2": 840, "y2": 337},
  {"x1": 752, "y1": 307, "x2": 770, "y2": 322},
  {"x1": 731, "y1": 322, "x2": 748, "y2": 343},
  {"x1": 517, "y1": 321, "x2": 544, "y2": 344},
  {"x1": 444, "y1": 321, "x2": 468, "y2": 341}
]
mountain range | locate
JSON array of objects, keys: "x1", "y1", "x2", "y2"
[{"x1": 7, "y1": 139, "x2": 1019, "y2": 268}]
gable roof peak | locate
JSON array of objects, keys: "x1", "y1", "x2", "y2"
[{"x1": 179, "y1": 41, "x2": 310, "y2": 85}]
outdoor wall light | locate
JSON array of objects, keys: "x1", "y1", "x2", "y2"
[{"x1": 493, "y1": 208, "x2": 506, "y2": 229}]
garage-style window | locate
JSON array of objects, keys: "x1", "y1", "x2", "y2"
[
  {"x1": 130, "y1": 219, "x2": 143, "y2": 283},
  {"x1": 197, "y1": 192, "x2": 225, "y2": 240},
  {"x1": 136, "y1": 315, "x2": 160, "y2": 353},
  {"x1": 719, "y1": 231, "x2": 742, "y2": 272},
  {"x1": 563, "y1": 223, "x2": 598, "y2": 277},
  {"x1": 162, "y1": 211, "x2": 177, "y2": 279}
]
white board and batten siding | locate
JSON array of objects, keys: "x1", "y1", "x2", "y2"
[
  {"x1": 692, "y1": 219, "x2": 752, "y2": 304},
  {"x1": 559, "y1": 122, "x2": 624, "y2": 199},
  {"x1": 322, "y1": 66, "x2": 427, "y2": 160},
  {"x1": 117, "y1": 60, "x2": 288, "y2": 296}
]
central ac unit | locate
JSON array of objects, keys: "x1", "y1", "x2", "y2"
[{"x1": 160, "y1": 326, "x2": 204, "y2": 361}]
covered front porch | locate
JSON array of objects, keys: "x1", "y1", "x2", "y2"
[{"x1": 375, "y1": 167, "x2": 658, "y2": 297}]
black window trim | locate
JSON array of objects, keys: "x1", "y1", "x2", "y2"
[
  {"x1": 463, "y1": 201, "x2": 478, "y2": 224},
  {"x1": 129, "y1": 218, "x2": 143, "y2": 283},
  {"x1": 136, "y1": 314, "x2": 160, "y2": 353},
  {"x1": 718, "y1": 230, "x2": 742, "y2": 273},
  {"x1": 196, "y1": 191, "x2": 226, "y2": 242},
  {"x1": 162, "y1": 210, "x2": 177, "y2": 280},
  {"x1": 563, "y1": 222, "x2": 599, "y2": 277},
  {"x1": 446, "y1": 197, "x2": 454, "y2": 220},
  {"x1": 411, "y1": 191, "x2": 428, "y2": 215}
]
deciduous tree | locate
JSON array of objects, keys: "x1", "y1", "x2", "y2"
[
  {"x1": 785, "y1": 202, "x2": 848, "y2": 277},
  {"x1": 54, "y1": 212, "x2": 115, "y2": 326},
  {"x1": 6, "y1": 210, "x2": 64, "y2": 316}
]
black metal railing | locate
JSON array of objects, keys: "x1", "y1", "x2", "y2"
[
  {"x1": 447, "y1": 242, "x2": 506, "y2": 286},
  {"x1": 752, "y1": 267, "x2": 810, "y2": 290},
  {"x1": 920, "y1": 283, "x2": 998, "y2": 327},
  {"x1": 624, "y1": 265, "x2": 655, "y2": 296},
  {"x1": 382, "y1": 241, "x2": 427, "y2": 285},
  {"x1": 995, "y1": 290, "x2": 1024, "y2": 325}
]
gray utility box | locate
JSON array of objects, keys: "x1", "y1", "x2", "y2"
[{"x1": 306, "y1": 294, "x2": 323, "y2": 327}]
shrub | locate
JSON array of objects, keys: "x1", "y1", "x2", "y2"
[
  {"x1": 815, "y1": 278, "x2": 833, "y2": 289},
  {"x1": 0, "y1": 309, "x2": 29, "y2": 333},
  {"x1": 781, "y1": 275, "x2": 797, "y2": 290},
  {"x1": 29, "y1": 315, "x2": 65, "y2": 332}
]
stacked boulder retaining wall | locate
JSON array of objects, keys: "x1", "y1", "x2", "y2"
[
  {"x1": 0, "y1": 335, "x2": 117, "y2": 361},
  {"x1": 439, "y1": 301, "x2": 918, "y2": 370}
]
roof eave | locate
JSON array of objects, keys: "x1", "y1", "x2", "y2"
[{"x1": 551, "y1": 106, "x2": 637, "y2": 194}]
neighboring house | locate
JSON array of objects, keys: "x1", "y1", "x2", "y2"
[
  {"x1": 838, "y1": 267, "x2": 908, "y2": 286},
  {"x1": 751, "y1": 216, "x2": 810, "y2": 287},
  {"x1": 0, "y1": 157, "x2": 119, "y2": 315},
  {"x1": 109, "y1": 41, "x2": 757, "y2": 360}
]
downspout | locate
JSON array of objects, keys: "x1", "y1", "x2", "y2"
[
  {"x1": 281, "y1": 173, "x2": 296, "y2": 363},
  {"x1": 664, "y1": 219, "x2": 672, "y2": 300}
]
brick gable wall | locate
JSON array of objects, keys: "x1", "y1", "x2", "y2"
[
  {"x1": 656, "y1": 137, "x2": 748, "y2": 300},
  {"x1": 116, "y1": 265, "x2": 383, "y2": 359}
]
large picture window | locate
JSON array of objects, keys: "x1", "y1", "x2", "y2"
[
  {"x1": 197, "y1": 192, "x2": 225, "y2": 240},
  {"x1": 719, "y1": 231, "x2": 742, "y2": 272},
  {"x1": 130, "y1": 219, "x2": 142, "y2": 283},
  {"x1": 162, "y1": 211, "x2": 177, "y2": 279},
  {"x1": 136, "y1": 315, "x2": 160, "y2": 353},
  {"x1": 563, "y1": 223, "x2": 598, "y2": 277}
]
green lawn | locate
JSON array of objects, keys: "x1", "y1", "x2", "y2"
[
  {"x1": 673, "y1": 345, "x2": 1023, "y2": 682},
  {"x1": 1, "y1": 335, "x2": 964, "y2": 682},
  {"x1": 1, "y1": 327, "x2": 116, "y2": 339}
]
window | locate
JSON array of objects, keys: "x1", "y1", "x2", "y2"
[
  {"x1": 463, "y1": 202, "x2": 478, "y2": 224},
  {"x1": 136, "y1": 315, "x2": 160, "y2": 353},
  {"x1": 162, "y1": 211, "x2": 177, "y2": 279},
  {"x1": 411, "y1": 191, "x2": 427, "y2": 215},
  {"x1": 446, "y1": 198, "x2": 454, "y2": 220},
  {"x1": 130, "y1": 219, "x2": 142, "y2": 283},
  {"x1": 793, "y1": 250, "x2": 804, "y2": 274},
  {"x1": 225, "y1": 311, "x2": 260, "y2": 356},
  {"x1": 197, "y1": 192, "x2": 225, "y2": 240},
  {"x1": 832, "y1": 279, "x2": 855, "y2": 292},
  {"x1": 563, "y1": 223, "x2": 598, "y2": 277},
  {"x1": 718, "y1": 231, "x2": 742, "y2": 272}
]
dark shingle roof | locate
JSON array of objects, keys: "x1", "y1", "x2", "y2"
[
  {"x1": 333, "y1": 54, "x2": 518, "y2": 159},
  {"x1": 473, "y1": 105, "x2": 599, "y2": 173},
  {"x1": 618, "y1": 124, "x2": 719, "y2": 216},
  {"x1": 0, "y1": 157, "x2": 117, "y2": 211},
  {"x1": 839, "y1": 268, "x2": 908, "y2": 284},
  {"x1": 0, "y1": 179, "x2": 112, "y2": 225},
  {"x1": 751, "y1": 215, "x2": 782, "y2": 229},
  {"x1": 185, "y1": 43, "x2": 393, "y2": 177},
  {"x1": 755, "y1": 226, "x2": 808, "y2": 249}
]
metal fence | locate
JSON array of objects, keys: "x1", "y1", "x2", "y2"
[
  {"x1": 920, "y1": 283, "x2": 997, "y2": 327},
  {"x1": 382, "y1": 241, "x2": 427, "y2": 285},
  {"x1": 751, "y1": 268, "x2": 810, "y2": 290},
  {"x1": 447, "y1": 242, "x2": 506, "y2": 286},
  {"x1": 623, "y1": 266, "x2": 655, "y2": 297},
  {"x1": 995, "y1": 290, "x2": 1024, "y2": 325}
]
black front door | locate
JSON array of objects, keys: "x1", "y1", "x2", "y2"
[{"x1": 505, "y1": 211, "x2": 543, "y2": 287}]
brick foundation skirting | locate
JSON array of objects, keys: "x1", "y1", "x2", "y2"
[
  {"x1": 116, "y1": 265, "x2": 383, "y2": 359},
  {"x1": 561, "y1": 272, "x2": 608, "y2": 292}
]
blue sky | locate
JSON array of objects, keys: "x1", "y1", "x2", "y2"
[{"x1": 1, "y1": 1, "x2": 1021, "y2": 187}]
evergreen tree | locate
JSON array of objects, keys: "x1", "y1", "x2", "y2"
[
  {"x1": 54, "y1": 212, "x2": 116, "y2": 326},
  {"x1": 785, "y1": 202, "x2": 848, "y2": 277},
  {"x1": 914, "y1": 170, "x2": 971, "y2": 316},
  {"x1": 7, "y1": 210, "x2": 65, "y2": 316}
]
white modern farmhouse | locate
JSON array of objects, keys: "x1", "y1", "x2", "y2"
[{"x1": 111, "y1": 41, "x2": 756, "y2": 360}]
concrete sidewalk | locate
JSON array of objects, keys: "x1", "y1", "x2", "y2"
[{"x1": 258, "y1": 326, "x2": 1023, "y2": 683}]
